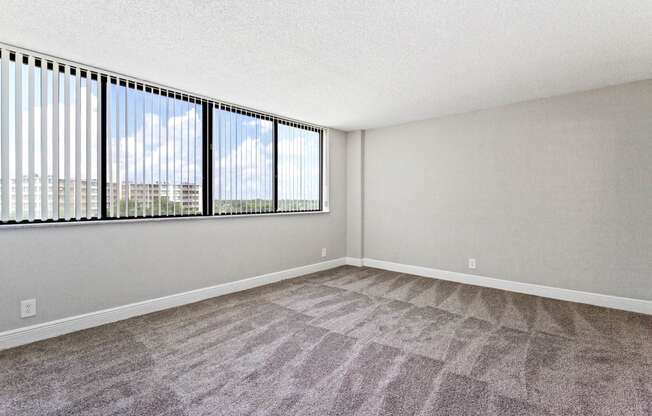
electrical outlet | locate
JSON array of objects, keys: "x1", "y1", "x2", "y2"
[
  {"x1": 20, "y1": 299, "x2": 36, "y2": 318},
  {"x1": 468, "y1": 258, "x2": 476, "y2": 269},
  {"x1": 321, "y1": 248, "x2": 327, "y2": 258}
]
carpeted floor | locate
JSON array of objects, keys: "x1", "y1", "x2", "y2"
[{"x1": 1, "y1": 265, "x2": 651, "y2": 415}]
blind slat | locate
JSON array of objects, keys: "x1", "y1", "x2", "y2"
[
  {"x1": 165, "y1": 94, "x2": 169, "y2": 214},
  {"x1": 123, "y1": 83, "x2": 128, "y2": 217},
  {"x1": 157, "y1": 93, "x2": 161, "y2": 216},
  {"x1": 75, "y1": 67, "x2": 81, "y2": 219},
  {"x1": 115, "y1": 82, "x2": 121, "y2": 218},
  {"x1": 144, "y1": 89, "x2": 147, "y2": 215},
  {"x1": 85, "y1": 74, "x2": 91, "y2": 216},
  {"x1": 184, "y1": 98, "x2": 188, "y2": 216},
  {"x1": 52, "y1": 63, "x2": 59, "y2": 220},
  {"x1": 63, "y1": 65, "x2": 71, "y2": 219},
  {"x1": 193, "y1": 100, "x2": 196, "y2": 214},
  {"x1": 0, "y1": 50, "x2": 7, "y2": 221},
  {"x1": 96, "y1": 77, "x2": 101, "y2": 218},
  {"x1": 106, "y1": 79, "x2": 113, "y2": 217},
  {"x1": 15, "y1": 53, "x2": 23, "y2": 221},
  {"x1": 28, "y1": 56, "x2": 35, "y2": 220},
  {"x1": 172, "y1": 98, "x2": 176, "y2": 215},
  {"x1": 40, "y1": 57, "x2": 48, "y2": 219}
]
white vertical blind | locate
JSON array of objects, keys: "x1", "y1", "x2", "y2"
[
  {"x1": 0, "y1": 50, "x2": 8, "y2": 221},
  {"x1": 63, "y1": 64, "x2": 70, "y2": 219},
  {"x1": 104, "y1": 82, "x2": 203, "y2": 218},
  {"x1": 15, "y1": 53, "x2": 23, "y2": 221},
  {"x1": 0, "y1": 47, "x2": 101, "y2": 222},
  {"x1": 28, "y1": 56, "x2": 35, "y2": 219},
  {"x1": 123, "y1": 82, "x2": 129, "y2": 216},
  {"x1": 153, "y1": 95, "x2": 164, "y2": 215},
  {"x1": 321, "y1": 129, "x2": 330, "y2": 212},
  {"x1": 40, "y1": 56, "x2": 48, "y2": 219},
  {"x1": 85, "y1": 70, "x2": 92, "y2": 216},
  {"x1": 112, "y1": 80, "x2": 118, "y2": 217},
  {"x1": 106, "y1": 77, "x2": 113, "y2": 217},
  {"x1": 96, "y1": 77, "x2": 101, "y2": 218},
  {"x1": 211, "y1": 105, "x2": 322, "y2": 215},
  {"x1": 1, "y1": 43, "x2": 326, "y2": 224},
  {"x1": 142, "y1": 86, "x2": 147, "y2": 217},
  {"x1": 212, "y1": 105, "x2": 275, "y2": 214},
  {"x1": 52, "y1": 62, "x2": 59, "y2": 220},
  {"x1": 172, "y1": 96, "x2": 176, "y2": 215},
  {"x1": 75, "y1": 67, "x2": 81, "y2": 219},
  {"x1": 276, "y1": 122, "x2": 321, "y2": 212}
]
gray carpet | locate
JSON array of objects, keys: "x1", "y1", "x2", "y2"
[{"x1": 1, "y1": 265, "x2": 651, "y2": 415}]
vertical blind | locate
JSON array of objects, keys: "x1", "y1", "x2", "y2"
[
  {"x1": 277, "y1": 122, "x2": 321, "y2": 212},
  {"x1": 212, "y1": 105, "x2": 274, "y2": 214},
  {"x1": 0, "y1": 48, "x2": 101, "y2": 222},
  {"x1": 105, "y1": 81, "x2": 203, "y2": 218},
  {"x1": 0, "y1": 43, "x2": 326, "y2": 225}
]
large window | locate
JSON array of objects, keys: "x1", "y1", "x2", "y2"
[{"x1": 0, "y1": 44, "x2": 325, "y2": 225}]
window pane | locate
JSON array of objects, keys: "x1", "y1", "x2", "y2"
[
  {"x1": 0, "y1": 49, "x2": 100, "y2": 223},
  {"x1": 105, "y1": 83, "x2": 202, "y2": 218},
  {"x1": 277, "y1": 123, "x2": 320, "y2": 212},
  {"x1": 212, "y1": 107, "x2": 273, "y2": 214}
]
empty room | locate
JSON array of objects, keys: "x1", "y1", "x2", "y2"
[{"x1": 1, "y1": 1, "x2": 651, "y2": 415}]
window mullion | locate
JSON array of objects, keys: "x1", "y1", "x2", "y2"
[
  {"x1": 202, "y1": 101, "x2": 212, "y2": 216},
  {"x1": 99, "y1": 76, "x2": 107, "y2": 219},
  {"x1": 273, "y1": 120, "x2": 278, "y2": 213}
]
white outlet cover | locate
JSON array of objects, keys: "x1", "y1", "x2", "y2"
[
  {"x1": 21, "y1": 299, "x2": 37, "y2": 318},
  {"x1": 468, "y1": 258, "x2": 476, "y2": 269},
  {"x1": 321, "y1": 248, "x2": 327, "y2": 258}
]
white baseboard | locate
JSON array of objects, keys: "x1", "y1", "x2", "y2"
[
  {"x1": 345, "y1": 257, "x2": 364, "y2": 267},
  {"x1": 0, "y1": 258, "x2": 347, "y2": 351},
  {"x1": 353, "y1": 257, "x2": 652, "y2": 316}
]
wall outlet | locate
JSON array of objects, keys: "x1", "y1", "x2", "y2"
[
  {"x1": 321, "y1": 248, "x2": 327, "y2": 258},
  {"x1": 468, "y1": 258, "x2": 476, "y2": 269},
  {"x1": 20, "y1": 299, "x2": 36, "y2": 318}
]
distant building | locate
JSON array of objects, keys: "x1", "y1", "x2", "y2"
[{"x1": 1, "y1": 176, "x2": 201, "y2": 219}]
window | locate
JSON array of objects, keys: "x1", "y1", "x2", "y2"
[
  {"x1": 105, "y1": 81, "x2": 203, "y2": 218},
  {"x1": 277, "y1": 123, "x2": 321, "y2": 212},
  {"x1": 212, "y1": 105, "x2": 274, "y2": 214},
  {"x1": 0, "y1": 44, "x2": 326, "y2": 225},
  {"x1": 211, "y1": 107, "x2": 322, "y2": 215}
]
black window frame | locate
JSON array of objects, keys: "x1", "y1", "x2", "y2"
[{"x1": 0, "y1": 57, "x2": 325, "y2": 225}]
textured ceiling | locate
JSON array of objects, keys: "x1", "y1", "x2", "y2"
[{"x1": 1, "y1": 1, "x2": 652, "y2": 131}]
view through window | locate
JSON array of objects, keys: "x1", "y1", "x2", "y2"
[
  {"x1": 0, "y1": 45, "x2": 324, "y2": 224},
  {"x1": 212, "y1": 106, "x2": 273, "y2": 214},
  {"x1": 277, "y1": 123, "x2": 321, "y2": 212},
  {"x1": 105, "y1": 82, "x2": 203, "y2": 218},
  {"x1": 0, "y1": 51, "x2": 101, "y2": 222}
]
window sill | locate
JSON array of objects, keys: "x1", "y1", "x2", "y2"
[{"x1": 0, "y1": 209, "x2": 330, "y2": 230}]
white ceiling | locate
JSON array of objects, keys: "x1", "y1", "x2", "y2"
[{"x1": 1, "y1": 1, "x2": 652, "y2": 131}]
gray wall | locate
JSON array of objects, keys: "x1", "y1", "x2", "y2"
[
  {"x1": 346, "y1": 130, "x2": 363, "y2": 259},
  {"x1": 363, "y1": 80, "x2": 652, "y2": 301},
  {"x1": 0, "y1": 130, "x2": 348, "y2": 332}
]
